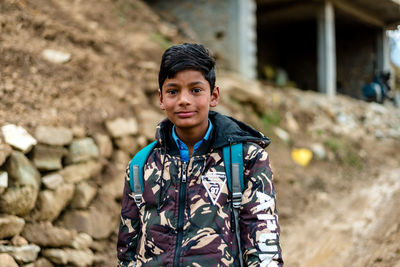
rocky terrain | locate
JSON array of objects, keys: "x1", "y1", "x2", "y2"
[{"x1": 1, "y1": 0, "x2": 400, "y2": 266}]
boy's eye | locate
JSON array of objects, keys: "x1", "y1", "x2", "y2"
[
  {"x1": 166, "y1": 89, "x2": 177, "y2": 95},
  {"x1": 192, "y1": 88, "x2": 201, "y2": 93}
]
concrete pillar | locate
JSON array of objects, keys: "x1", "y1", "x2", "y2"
[
  {"x1": 317, "y1": 1, "x2": 336, "y2": 97},
  {"x1": 230, "y1": 0, "x2": 257, "y2": 79},
  {"x1": 237, "y1": 0, "x2": 257, "y2": 79},
  {"x1": 376, "y1": 29, "x2": 390, "y2": 72}
]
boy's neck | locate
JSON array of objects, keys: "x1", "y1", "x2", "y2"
[{"x1": 175, "y1": 122, "x2": 209, "y2": 155}]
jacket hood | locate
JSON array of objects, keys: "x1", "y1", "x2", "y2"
[
  {"x1": 155, "y1": 111, "x2": 270, "y2": 150},
  {"x1": 208, "y1": 111, "x2": 270, "y2": 148}
]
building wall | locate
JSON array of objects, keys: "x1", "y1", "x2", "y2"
[
  {"x1": 336, "y1": 22, "x2": 379, "y2": 98},
  {"x1": 149, "y1": 0, "x2": 234, "y2": 69},
  {"x1": 149, "y1": 0, "x2": 257, "y2": 79}
]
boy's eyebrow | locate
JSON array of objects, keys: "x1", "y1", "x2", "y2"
[
  {"x1": 188, "y1": 81, "x2": 205, "y2": 86},
  {"x1": 164, "y1": 81, "x2": 206, "y2": 87},
  {"x1": 164, "y1": 82, "x2": 179, "y2": 87}
]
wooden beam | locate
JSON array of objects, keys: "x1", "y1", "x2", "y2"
[{"x1": 332, "y1": 0, "x2": 384, "y2": 27}]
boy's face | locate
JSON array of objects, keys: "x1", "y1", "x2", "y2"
[{"x1": 159, "y1": 69, "x2": 219, "y2": 135}]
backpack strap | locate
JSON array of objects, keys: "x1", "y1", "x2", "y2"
[
  {"x1": 223, "y1": 142, "x2": 244, "y2": 267},
  {"x1": 223, "y1": 143, "x2": 244, "y2": 207},
  {"x1": 129, "y1": 140, "x2": 158, "y2": 206}
]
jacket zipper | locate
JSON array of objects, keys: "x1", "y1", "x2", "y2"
[{"x1": 173, "y1": 161, "x2": 187, "y2": 267}]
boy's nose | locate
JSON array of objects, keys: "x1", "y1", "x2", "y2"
[{"x1": 178, "y1": 90, "x2": 190, "y2": 105}]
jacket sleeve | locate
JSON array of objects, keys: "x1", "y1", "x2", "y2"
[
  {"x1": 117, "y1": 165, "x2": 141, "y2": 267},
  {"x1": 240, "y1": 143, "x2": 283, "y2": 267}
]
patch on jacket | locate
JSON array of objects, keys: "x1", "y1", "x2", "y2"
[{"x1": 201, "y1": 171, "x2": 226, "y2": 205}]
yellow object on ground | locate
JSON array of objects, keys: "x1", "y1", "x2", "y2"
[{"x1": 291, "y1": 148, "x2": 313, "y2": 166}]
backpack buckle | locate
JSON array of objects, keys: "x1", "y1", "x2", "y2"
[
  {"x1": 232, "y1": 192, "x2": 242, "y2": 209},
  {"x1": 134, "y1": 194, "x2": 142, "y2": 206}
]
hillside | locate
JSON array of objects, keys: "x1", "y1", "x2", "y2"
[{"x1": 1, "y1": 0, "x2": 400, "y2": 266}]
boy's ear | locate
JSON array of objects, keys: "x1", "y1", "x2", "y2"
[
  {"x1": 158, "y1": 90, "x2": 165, "y2": 110},
  {"x1": 210, "y1": 86, "x2": 220, "y2": 107}
]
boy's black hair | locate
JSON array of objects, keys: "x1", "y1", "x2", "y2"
[{"x1": 158, "y1": 43, "x2": 216, "y2": 93}]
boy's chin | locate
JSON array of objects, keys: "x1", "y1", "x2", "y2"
[
  {"x1": 173, "y1": 122, "x2": 196, "y2": 129},
  {"x1": 172, "y1": 119, "x2": 201, "y2": 130}
]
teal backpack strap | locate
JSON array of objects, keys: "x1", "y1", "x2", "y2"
[
  {"x1": 223, "y1": 143, "x2": 244, "y2": 197},
  {"x1": 223, "y1": 142, "x2": 244, "y2": 267},
  {"x1": 129, "y1": 140, "x2": 158, "y2": 206}
]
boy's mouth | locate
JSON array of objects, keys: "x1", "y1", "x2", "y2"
[{"x1": 175, "y1": 111, "x2": 196, "y2": 118}]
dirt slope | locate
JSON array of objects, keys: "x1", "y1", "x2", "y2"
[
  {"x1": 1, "y1": 0, "x2": 400, "y2": 266},
  {"x1": 0, "y1": 0, "x2": 180, "y2": 133}
]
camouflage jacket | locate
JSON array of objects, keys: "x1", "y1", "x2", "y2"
[{"x1": 117, "y1": 111, "x2": 283, "y2": 267}]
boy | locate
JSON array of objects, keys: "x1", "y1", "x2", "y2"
[{"x1": 117, "y1": 43, "x2": 283, "y2": 267}]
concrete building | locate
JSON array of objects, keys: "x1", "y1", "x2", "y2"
[{"x1": 149, "y1": 0, "x2": 400, "y2": 98}]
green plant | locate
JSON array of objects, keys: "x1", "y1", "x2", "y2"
[
  {"x1": 343, "y1": 147, "x2": 363, "y2": 170},
  {"x1": 324, "y1": 138, "x2": 341, "y2": 153},
  {"x1": 261, "y1": 110, "x2": 281, "y2": 130},
  {"x1": 324, "y1": 138, "x2": 363, "y2": 170},
  {"x1": 315, "y1": 129, "x2": 324, "y2": 136}
]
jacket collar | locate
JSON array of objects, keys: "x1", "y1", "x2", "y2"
[{"x1": 155, "y1": 111, "x2": 270, "y2": 152}]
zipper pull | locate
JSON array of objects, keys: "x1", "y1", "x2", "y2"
[{"x1": 182, "y1": 162, "x2": 187, "y2": 183}]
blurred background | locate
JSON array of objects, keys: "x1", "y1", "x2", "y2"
[{"x1": 0, "y1": 0, "x2": 399, "y2": 266}]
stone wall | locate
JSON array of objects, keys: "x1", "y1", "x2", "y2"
[
  {"x1": 336, "y1": 22, "x2": 379, "y2": 98},
  {"x1": 0, "y1": 114, "x2": 165, "y2": 266}
]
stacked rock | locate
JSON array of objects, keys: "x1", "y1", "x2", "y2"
[{"x1": 0, "y1": 118, "x2": 150, "y2": 266}]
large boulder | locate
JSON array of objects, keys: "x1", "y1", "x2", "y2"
[
  {"x1": 32, "y1": 145, "x2": 67, "y2": 171},
  {"x1": 69, "y1": 181, "x2": 97, "y2": 209},
  {"x1": 59, "y1": 194, "x2": 119, "y2": 239},
  {"x1": 0, "y1": 215, "x2": 25, "y2": 239},
  {"x1": 0, "y1": 143, "x2": 12, "y2": 166},
  {"x1": 58, "y1": 160, "x2": 102, "y2": 184},
  {"x1": 137, "y1": 110, "x2": 164, "y2": 140},
  {"x1": 93, "y1": 133, "x2": 113, "y2": 159},
  {"x1": 112, "y1": 150, "x2": 131, "y2": 170},
  {"x1": 0, "y1": 253, "x2": 18, "y2": 267},
  {"x1": 34, "y1": 126, "x2": 73, "y2": 146},
  {"x1": 41, "y1": 173, "x2": 64, "y2": 190},
  {"x1": 21, "y1": 222, "x2": 77, "y2": 247},
  {"x1": 42, "y1": 248, "x2": 94, "y2": 267},
  {"x1": 114, "y1": 135, "x2": 138, "y2": 154},
  {"x1": 1, "y1": 124, "x2": 37, "y2": 153},
  {"x1": 0, "y1": 244, "x2": 40, "y2": 264},
  {"x1": 71, "y1": 233, "x2": 93, "y2": 250},
  {"x1": 72, "y1": 126, "x2": 86, "y2": 138},
  {"x1": 105, "y1": 117, "x2": 138, "y2": 138},
  {"x1": 33, "y1": 257, "x2": 54, "y2": 267},
  {"x1": 100, "y1": 165, "x2": 125, "y2": 200},
  {"x1": 5, "y1": 151, "x2": 40, "y2": 188},
  {"x1": 10, "y1": 235, "x2": 28, "y2": 246},
  {"x1": 0, "y1": 185, "x2": 38, "y2": 215},
  {"x1": 33, "y1": 183, "x2": 74, "y2": 222},
  {"x1": 65, "y1": 138, "x2": 99, "y2": 164},
  {"x1": 100, "y1": 174, "x2": 125, "y2": 200}
]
